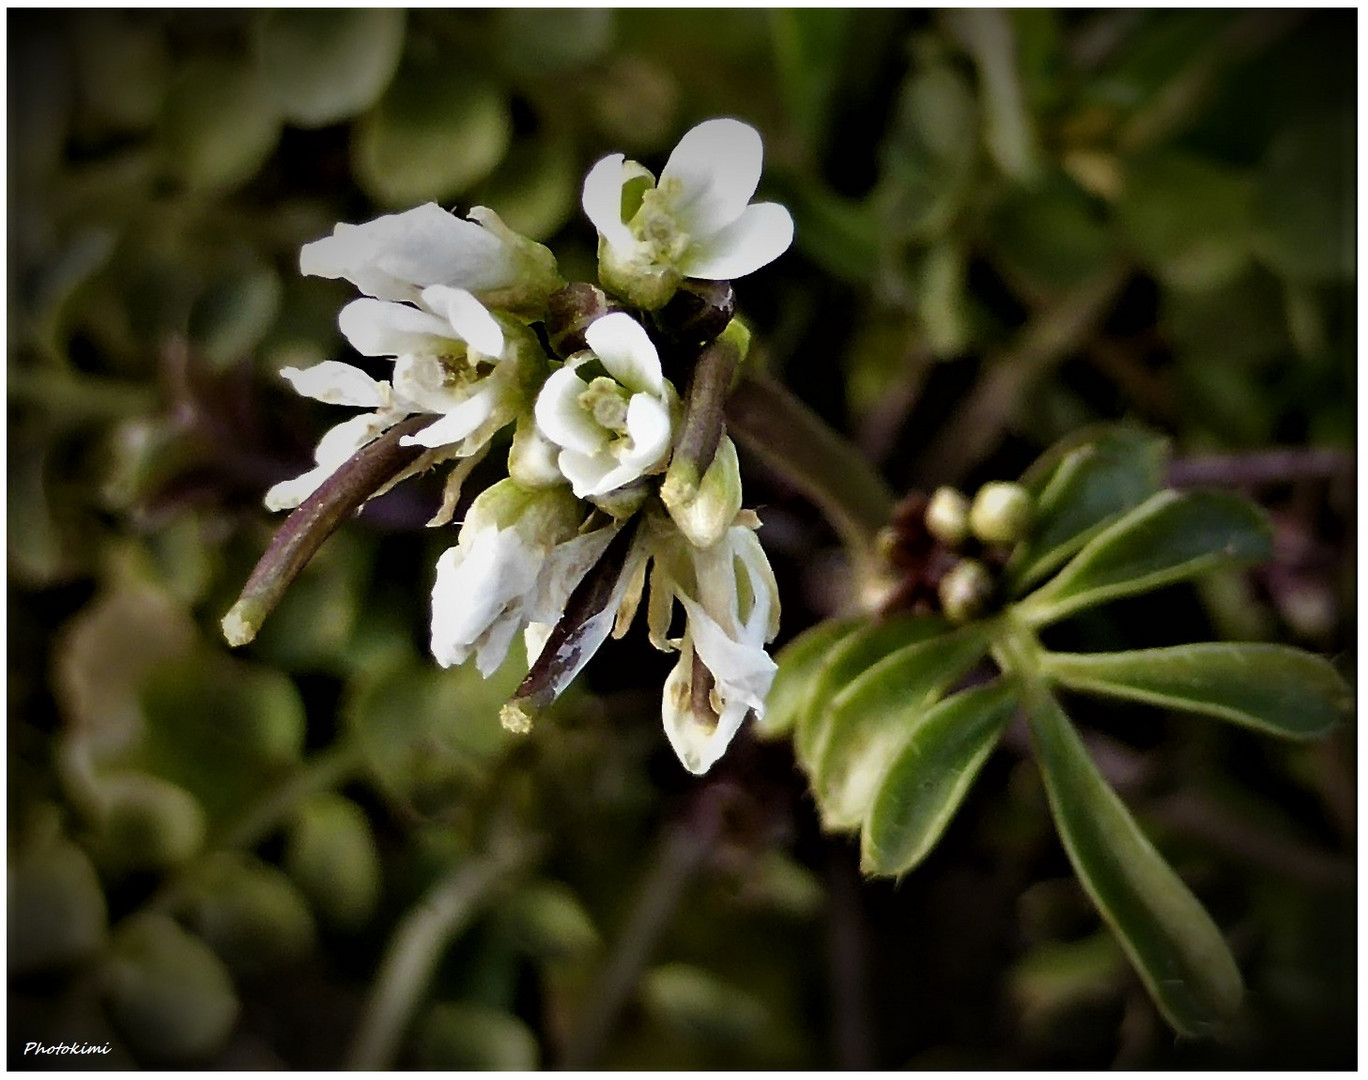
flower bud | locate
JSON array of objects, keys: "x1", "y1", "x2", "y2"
[
  {"x1": 969, "y1": 482, "x2": 1033, "y2": 546},
  {"x1": 653, "y1": 279, "x2": 736, "y2": 353},
  {"x1": 925, "y1": 486, "x2": 971, "y2": 548},
  {"x1": 660, "y1": 435, "x2": 743, "y2": 549},
  {"x1": 544, "y1": 282, "x2": 618, "y2": 359},
  {"x1": 938, "y1": 558, "x2": 994, "y2": 624}
]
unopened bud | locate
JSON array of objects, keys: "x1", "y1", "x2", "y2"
[
  {"x1": 653, "y1": 279, "x2": 736, "y2": 353},
  {"x1": 544, "y1": 283, "x2": 619, "y2": 359},
  {"x1": 925, "y1": 487, "x2": 971, "y2": 548},
  {"x1": 938, "y1": 558, "x2": 994, "y2": 624},
  {"x1": 660, "y1": 436, "x2": 743, "y2": 549},
  {"x1": 969, "y1": 482, "x2": 1033, "y2": 546}
]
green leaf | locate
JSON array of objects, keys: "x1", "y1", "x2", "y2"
[
  {"x1": 187, "y1": 257, "x2": 282, "y2": 370},
  {"x1": 754, "y1": 617, "x2": 860, "y2": 741},
  {"x1": 813, "y1": 624, "x2": 993, "y2": 830},
  {"x1": 139, "y1": 650, "x2": 306, "y2": 821},
  {"x1": 639, "y1": 963, "x2": 769, "y2": 1047},
  {"x1": 793, "y1": 615, "x2": 947, "y2": 772},
  {"x1": 861, "y1": 680, "x2": 1017, "y2": 876},
  {"x1": 1008, "y1": 426, "x2": 1170, "y2": 594},
  {"x1": 347, "y1": 649, "x2": 521, "y2": 816},
  {"x1": 181, "y1": 852, "x2": 316, "y2": 978},
  {"x1": 8, "y1": 833, "x2": 108, "y2": 975},
  {"x1": 492, "y1": 9, "x2": 615, "y2": 75},
  {"x1": 1117, "y1": 151, "x2": 1254, "y2": 291},
  {"x1": 988, "y1": 174, "x2": 1114, "y2": 292},
  {"x1": 1042, "y1": 643, "x2": 1351, "y2": 740},
  {"x1": 1017, "y1": 490, "x2": 1272, "y2": 627},
  {"x1": 253, "y1": 9, "x2": 406, "y2": 127},
  {"x1": 941, "y1": 8, "x2": 1042, "y2": 182},
  {"x1": 285, "y1": 793, "x2": 382, "y2": 932},
  {"x1": 467, "y1": 135, "x2": 577, "y2": 241},
  {"x1": 352, "y1": 58, "x2": 511, "y2": 207},
  {"x1": 497, "y1": 881, "x2": 601, "y2": 962},
  {"x1": 1253, "y1": 113, "x2": 1354, "y2": 283},
  {"x1": 415, "y1": 1002, "x2": 540, "y2": 1071},
  {"x1": 159, "y1": 55, "x2": 282, "y2": 192},
  {"x1": 104, "y1": 913, "x2": 240, "y2": 1064},
  {"x1": 770, "y1": 9, "x2": 852, "y2": 155},
  {"x1": 1021, "y1": 684, "x2": 1243, "y2": 1036}
]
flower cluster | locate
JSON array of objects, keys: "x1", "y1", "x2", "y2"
[{"x1": 249, "y1": 119, "x2": 793, "y2": 774}]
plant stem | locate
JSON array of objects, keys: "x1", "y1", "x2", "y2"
[
  {"x1": 557, "y1": 792, "x2": 726, "y2": 1069},
  {"x1": 1168, "y1": 447, "x2": 1354, "y2": 489},
  {"x1": 218, "y1": 741, "x2": 364, "y2": 851},
  {"x1": 346, "y1": 838, "x2": 533, "y2": 1071},
  {"x1": 725, "y1": 372, "x2": 896, "y2": 582},
  {"x1": 221, "y1": 415, "x2": 432, "y2": 647}
]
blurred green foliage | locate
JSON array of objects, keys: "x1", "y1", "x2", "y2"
[{"x1": 8, "y1": 9, "x2": 1354, "y2": 1069}]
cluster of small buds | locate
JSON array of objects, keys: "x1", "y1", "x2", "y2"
[
  {"x1": 226, "y1": 119, "x2": 794, "y2": 776},
  {"x1": 877, "y1": 481, "x2": 1034, "y2": 624}
]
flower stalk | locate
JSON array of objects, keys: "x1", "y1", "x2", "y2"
[{"x1": 222, "y1": 415, "x2": 432, "y2": 647}]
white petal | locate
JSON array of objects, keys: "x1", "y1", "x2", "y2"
[
  {"x1": 621, "y1": 392, "x2": 673, "y2": 471},
  {"x1": 430, "y1": 522, "x2": 543, "y2": 673},
  {"x1": 301, "y1": 203, "x2": 514, "y2": 301},
  {"x1": 420, "y1": 285, "x2": 504, "y2": 357},
  {"x1": 263, "y1": 413, "x2": 388, "y2": 511},
  {"x1": 402, "y1": 391, "x2": 497, "y2": 450},
  {"x1": 535, "y1": 367, "x2": 607, "y2": 455},
  {"x1": 581, "y1": 153, "x2": 636, "y2": 251},
  {"x1": 660, "y1": 638, "x2": 751, "y2": 775},
  {"x1": 339, "y1": 298, "x2": 456, "y2": 357},
  {"x1": 676, "y1": 202, "x2": 794, "y2": 281},
  {"x1": 658, "y1": 118, "x2": 763, "y2": 238},
  {"x1": 680, "y1": 594, "x2": 777, "y2": 712},
  {"x1": 557, "y1": 448, "x2": 615, "y2": 500},
  {"x1": 524, "y1": 528, "x2": 618, "y2": 628},
  {"x1": 583, "y1": 312, "x2": 663, "y2": 396},
  {"x1": 280, "y1": 362, "x2": 390, "y2": 408}
]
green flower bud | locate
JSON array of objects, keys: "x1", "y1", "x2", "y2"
[
  {"x1": 925, "y1": 486, "x2": 971, "y2": 548},
  {"x1": 103, "y1": 914, "x2": 239, "y2": 1064},
  {"x1": 660, "y1": 435, "x2": 744, "y2": 549},
  {"x1": 969, "y1": 482, "x2": 1033, "y2": 545},
  {"x1": 938, "y1": 558, "x2": 994, "y2": 624}
]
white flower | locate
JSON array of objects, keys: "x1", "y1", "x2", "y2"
[
  {"x1": 300, "y1": 203, "x2": 560, "y2": 316},
  {"x1": 582, "y1": 117, "x2": 795, "y2": 309},
  {"x1": 533, "y1": 312, "x2": 675, "y2": 500},
  {"x1": 264, "y1": 284, "x2": 539, "y2": 512},
  {"x1": 430, "y1": 480, "x2": 615, "y2": 675},
  {"x1": 647, "y1": 514, "x2": 781, "y2": 774},
  {"x1": 340, "y1": 284, "x2": 525, "y2": 452}
]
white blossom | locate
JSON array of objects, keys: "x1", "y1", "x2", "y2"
[
  {"x1": 430, "y1": 480, "x2": 615, "y2": 676},
  {"x1": 300, "y1": 203, "x2": 560, "y2": 315},
  {"x1": 647, "y1": 514, "x2": 781, "y2": 774},
  {"x1": 582, "y1": 117, "x2": 794, "y2": 309},
  {"x1": 533, "y1": 312, "x2": 675, "y2": 500},
  {"x1": 264, "y1": 285, "x2": 537, "y2": 511}
]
